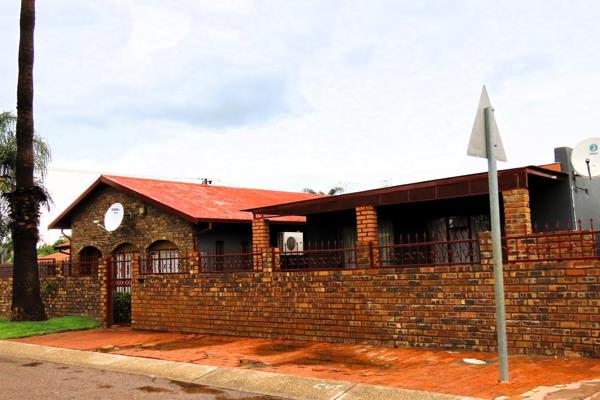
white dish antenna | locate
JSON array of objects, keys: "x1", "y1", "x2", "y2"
[
  {"x1": 571, "y1": 137, "x2": 600, "y2": 179},
  {"x1": 104, "y1": 203, "x2": 124, "y2": 232}
]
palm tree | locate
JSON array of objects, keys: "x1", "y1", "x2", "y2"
[
  {"x1": 0, "y1": 112, "x2": 51, "y2": 241},
  {"x1": 302, "y1": 186, "x2": 345, "y2": 195},
  {"x1": 7, "y1": 0, "x2": 47, "y2": 321}
]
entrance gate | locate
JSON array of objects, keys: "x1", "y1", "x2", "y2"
[{"x1": 107, "y1": 253, "x2": 134, "y2": 325}]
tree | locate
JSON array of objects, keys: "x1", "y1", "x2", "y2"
[
  {"x1": 7, "y1": 0, "x2": 47, "y2": 321},
  {"x1": 302, "y1": 186, "x2": 345, "y2": 196},
  {"x1": 0, "y1": 112, "x2": 50, "y2": 266},
  {"x1": 37, "y1": 238, "x2": 67, "y2": 257},
  {"x1": 0, "y1": 112, "x2": 51, "y2": 239}
]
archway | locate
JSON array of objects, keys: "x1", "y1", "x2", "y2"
[
  {"x1": 146, "y1": 240, "x2": 179, "y2": 273},
  {"x1": 76, "y1": 246, "x2": 101, "y2": 276}
]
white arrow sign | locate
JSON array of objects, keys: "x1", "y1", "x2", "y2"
[{"x1": 467, "y1": 86, "x2": 507, "y2": 162}]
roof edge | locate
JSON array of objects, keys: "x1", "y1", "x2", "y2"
[{"x1": 246, "y1": 164, "x2": 566, "y2": 216}]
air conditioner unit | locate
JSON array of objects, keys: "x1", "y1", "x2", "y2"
[{"x1": 278, "y1": 232, "x2": 304, "y2": 253}]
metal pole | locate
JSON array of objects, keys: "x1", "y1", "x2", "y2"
[{"x1": 485, "y1": 106, "x2": 509, "y2": 382}]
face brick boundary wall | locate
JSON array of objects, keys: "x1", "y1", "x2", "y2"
[
  {"x1": 132, "y1": 255, "x2": 600, "y2": 357},
  {"x1": 0, "y1": 276, "x2": 101, "y2": 321}
]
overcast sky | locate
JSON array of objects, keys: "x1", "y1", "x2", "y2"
[{"x1": 0, "y1": 0, "x2": 598, "y2": 243}]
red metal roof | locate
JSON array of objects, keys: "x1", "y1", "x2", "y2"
[
  {"x1": 246, "y1": 165, "x2": 567, "y2": 216},
  {"x1": 38, "y1": 252, "x2": 70, "y2": 262},
  {"x1": 55, "y1": 241, "x2": 70, "y2": 250},
  {"x1": 48, "y1": 175, "x2": 324, "y2": 229}
]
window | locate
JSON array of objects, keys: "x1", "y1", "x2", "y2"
[
  {"x1": 147, "y1": 240, "x2": 179, "y2": 273},
  {"x1": 112, "y1": 243, "x2": 137, "y2": 281},
  {"x1": 76, "y1": 246, "x2": 102, "y2": 275}
]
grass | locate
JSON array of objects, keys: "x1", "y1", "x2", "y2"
[{"x1": 0, "y1": 316, "x2": 100, "y2": 339}]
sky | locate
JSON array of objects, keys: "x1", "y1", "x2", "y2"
[{"x1": 0, "y1": 0, "x2": 599, "y2": 243}]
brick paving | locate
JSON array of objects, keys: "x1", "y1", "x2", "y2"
[{"x1": 15, "y1": 328, "x2": 600, "y2": 399}]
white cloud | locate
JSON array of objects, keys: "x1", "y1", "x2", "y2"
[{"x1": 0, "y1": 0, "x2": 599, "y2": 243}]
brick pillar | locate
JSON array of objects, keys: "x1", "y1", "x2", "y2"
[
  {"x1": 355, "y1": 205, "x2": 379, "y2": 268},
  {"x1": 502, "y1": 189, "x2": 532, "y2": 236},
  {"x1": 188, "y1": 251, "x2": 199, "y2": 274},
  {"x1": 271, "y1": 247, "x2": 280, "y2": 271},
  {"x1": 477, "y1": 231, "x2": 493, "y2": 265},
  {"x1": 130, "y1": 256, "x2": 140, "y2": 327},
  {"x1": 54, "y1": 260, "x2": 63, "y2": 278},
  {"x1": 252, "y1": 215, "x2": 270, "y2": 271},
  {"x1": 98, "y1": 257, "x2": 108, "y2": 326}
]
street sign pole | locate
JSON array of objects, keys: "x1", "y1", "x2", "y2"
[
  {"x1": 468, "y1": 86, "x2": 509, "y2": 383},
  {"x1": 484, "y1": 106, "x2": 509, "y2": 382}
]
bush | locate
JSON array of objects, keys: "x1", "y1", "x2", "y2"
[
  {"x1": 42, "y1": 280, "x2": 58, "y2": 296},
  {"x1": 112, "y1": 291, "x2": 131, "y2": 323}
]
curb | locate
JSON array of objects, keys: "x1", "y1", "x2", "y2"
[{"x1": 0, "y1": 340, "x2": 476, "y2": 400}]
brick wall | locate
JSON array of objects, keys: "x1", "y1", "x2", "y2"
[
  {"x1": 0, "y1": 279, "x2": 10, "y2": 316},
  {"x1": 132, "y1": 249, "x2": 600, "y2": 357},
  {"x1": 0, "y1": 276, "x2": 101, "y2": 321},
  {"x1": 70, "y1": 185, "x2": 197, "y2": 257}
]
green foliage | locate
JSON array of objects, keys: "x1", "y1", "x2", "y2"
[
  {"x1": 0, "y1": 111, "x2": 51, "y2": 243},
  {"x1": 37, "y1": 237, "x2": 68, "y2": 257},
  {"x1": 112, "y1": 291, "x2": 131, "y2": 323},
  {"x1": 41, "y1": 280, "x2": 58, "y2": 296},
  {"x1": 36, "y1": 243, "x2": 55, "y2": 257},
  {"x1": 0, "y1": 316, "x2": 100, "y2": 339},
  {"x1": 0, "y1": 239, "x2": 12, "y2": 263}
]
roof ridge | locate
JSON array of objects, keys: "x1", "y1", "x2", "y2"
[{"x1": 102, "y1": 174, "x2": 324, "y2": 196}]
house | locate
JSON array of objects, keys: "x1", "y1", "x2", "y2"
[
  {"x1": 24, "y1": 152, "x2": 599, "y2": 357},
  {"x1": 247, "y1": 147, "x2": 600, "y2": 269},
  {"x1": 48, "y1": 175, "x2": 321, "y2": 271},
  {"x1": 46, "y1": 175, "x2": 321, "y2": 323},
  {"x1": 37, "y1": 241, "x2": 70, "y2": 263}
]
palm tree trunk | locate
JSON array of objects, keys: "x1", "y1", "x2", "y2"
[{"x1": 9, "y1": 0, "x2": 46, "y2": 321}]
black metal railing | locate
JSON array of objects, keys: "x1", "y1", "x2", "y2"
[
  {"x1": 200, "y1": 251, "x2": 258, "y2": 273},
  {"x1": 62, "y1": 260, "x2": 97, "y2": 277},
  {"x1": 0, "y1": 260, "x2": 59, "y2": 279},
  {"x1": 378, "y1": 238, "x2": 480, "y2": 267},
  {"x1": 279, "y1": 242, "x2": 356, "y2": 271},
  {"x1": 0, "y1": 263, "x2": 12, "y2": 278},
  {"x1": 140, "y1": 255, "x2": 190, "y2": 274},
  {"x1": 38, "y1": 259, "x2": 57, "y2": 277},
  {"x1": 505, "y1": 228, "x2": 599, "y2": 263}
]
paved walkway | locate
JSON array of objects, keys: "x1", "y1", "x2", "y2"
[{"x1": 14, "y1": 328, "x2": 600, "y2": 399}]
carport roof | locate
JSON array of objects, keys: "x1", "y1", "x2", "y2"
[
  {"x1": 246, "y1": 164, "x2": 566, "y2": 217},
  {"x1": 49, "y1": 175, "x2": 324, "y2": 229}
]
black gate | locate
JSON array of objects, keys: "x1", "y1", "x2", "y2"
[{"x1": 107, "y1": 254, "x2": 134, "y2": 325}]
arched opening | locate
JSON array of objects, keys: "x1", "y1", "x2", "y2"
[
  {"x1": 76, "y1": 246, "x2": 102, "y2": 275},
  {"x1": 111, "y1": 243, "x2": 138, "y2": 281},
  {"x1": 113, "y1": 243, "x2": 138, "y2": 254},
  {"x1": 146, "y1": 240, "x2": 179, "y2": 273}
]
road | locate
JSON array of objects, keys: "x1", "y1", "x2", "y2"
[{"x1": 0, "y1": 354, "x2": 284, "y2": 400}]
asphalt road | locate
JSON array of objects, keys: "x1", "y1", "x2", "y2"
[{"x1": 0, "y1": 355, "x2": 285, "y2": 400}]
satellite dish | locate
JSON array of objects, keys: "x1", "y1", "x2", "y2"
[
  {"x1": 104, "y1": 203, "x2": 124, "y2": 232},
  {"x1": 571, "y1": 138, "x2": 600, "y2": 179}
]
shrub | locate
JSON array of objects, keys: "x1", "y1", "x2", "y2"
[{"x1": 112, "y1": 291, "x2": 131, "y2": 323}]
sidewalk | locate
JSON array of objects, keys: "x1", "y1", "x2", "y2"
[{"x1": 13, "y1": 328, "x2": 600, "y2": 399}]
